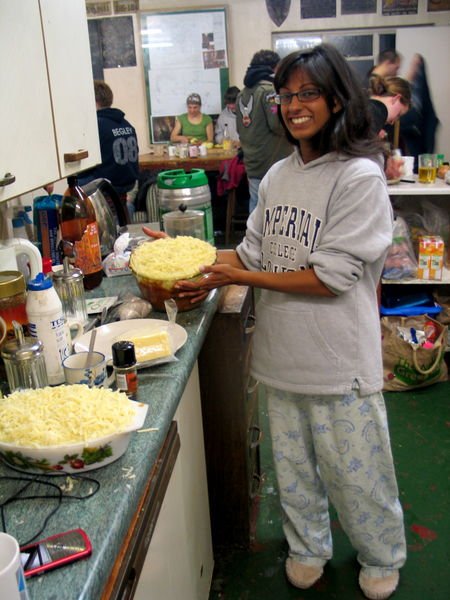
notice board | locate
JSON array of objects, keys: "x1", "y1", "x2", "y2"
[{"x1": 141, "y1": 9, "x2": 229, "y2": 143}]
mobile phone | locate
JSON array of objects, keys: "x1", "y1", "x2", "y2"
[{"x1": 20, "y1": 529, "x2": 91, "y2": 578}]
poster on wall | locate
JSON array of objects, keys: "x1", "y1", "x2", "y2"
[
  {"x1": 300, "y1": 0, "x2": 336, "y2": 19},
  {"x1": 427, "y1": 0, "x2": 450, "y2": 10},
  {"x1": 141, "y1": 9, "x2": 229, "y2": 143},
  {"x1": 341, "y1": 0, "x2": 376, "y2": 14},
  {"x1": 382, "y1": 0, "x2": 418, "y2": 16}
]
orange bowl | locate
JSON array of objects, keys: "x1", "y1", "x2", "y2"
[
  {"x1": 134, "y1": 273, "x2": 206, "y2": 312},
  {"x1": 129, "y1": 237, "x2": 217, "y2": 312}
]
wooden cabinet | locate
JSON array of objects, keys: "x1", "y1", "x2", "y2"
[
  {"x1": 0, "y1": 0, "x2": 100, "y2": 203},
  {"x1": 199, "y1": 285, "x2": 261, "y2": 549}
]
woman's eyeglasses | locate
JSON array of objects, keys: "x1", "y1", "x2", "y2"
[{"x1": 273, "y1": 88, "x2": 322, "y2": 106}]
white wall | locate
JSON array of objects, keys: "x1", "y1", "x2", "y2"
[
  {"x1": 9, "y1": 0, "x2": 450, "y2": 209},
  {"x1": 121, "y1": 1, "x2": 450, "y2": 155}
]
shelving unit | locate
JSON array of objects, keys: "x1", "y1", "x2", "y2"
[
  {"x1": 384, "y1": 176, "x2": 450, "y2": 286},
  {"x1": 387, "y1": 177, "x2": 450, "y2": 197},
  {"x1": 384, "y1": 176, "x2": 450, "y2": 350}
]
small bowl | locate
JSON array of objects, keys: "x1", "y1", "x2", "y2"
[{"x1": 0, "y1": 401, "x2": 148, "y2": 474}]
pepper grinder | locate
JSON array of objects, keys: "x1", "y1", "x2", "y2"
[{"x1": 1, "y1": 321, "x2": 48, "y2": 392}]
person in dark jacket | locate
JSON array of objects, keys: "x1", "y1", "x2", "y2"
[
  {"x1": 78, "y1": 80, "x2": 139, "y2": 216},
  {"x1": 236, "y1": 49, "x2": 293, "y2": 213},
  {"x1": 399, "y1": 54, "x2": 439, "y2": 169}
]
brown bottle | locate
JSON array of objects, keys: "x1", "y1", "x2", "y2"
[{"x1": 60, "y1": 175, "x2": 103, "y2": 290}]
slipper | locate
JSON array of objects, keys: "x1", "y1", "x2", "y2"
[
  {"x1": 359, "y1": 569, "x2": 399, "y2": 600},
  {"x1": 285, "y1": 557, "x2": 323, "y2": 589}
]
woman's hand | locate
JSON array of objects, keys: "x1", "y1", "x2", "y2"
[
  {"x1": 142, "y1": 227, "x2": 168, "y2": 239},
  {"x1": 175, "y1": 263, "x2": 243, "y2": 294}
]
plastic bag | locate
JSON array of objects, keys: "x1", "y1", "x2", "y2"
[
  {"x1": 382, "y1": 216, "x2": 417, "y2": 280},
  {"x1": 109, "y1": 292, "x2": 152, "y2": 320},
  {"x1": 102, "y1": 232, "x2": 131, "y2": 277}
]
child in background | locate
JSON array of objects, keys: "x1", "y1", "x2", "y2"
[{"x1": 147, "y1": 43, "x2": 406, "y2": 600}]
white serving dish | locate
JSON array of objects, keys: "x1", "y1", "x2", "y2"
[
  {"x1": 0, "y1": 400, "x2": 148, "y2": 474},
  {"x1": 74, "y1": 318, "x2": 188, "y2": 365}
]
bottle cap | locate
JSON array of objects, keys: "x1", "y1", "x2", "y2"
[
  {"x1": 27, "y1": 272, "x2": 53, "y2": 291},
  {"x1": 12, "y1": 217, "x2": 25, "y2": 228},
  {"x1": 1, "y1": 336, "x2": 44, "y2": 361},
  {"x1": 112, "y1": 341, "x2": 136, "y2": 368},
  {"x1": 42, "y1": 257, "x2": 53, "y2": 274}
]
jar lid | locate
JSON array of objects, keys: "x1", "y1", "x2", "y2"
[
  {"x1": 1, "y1": 336, "x2": 44, "y2": 361},
  {"x1": 52, "y1": 266, "x2": 83, "y2": 282},
  {"x1": 112, "y1": 341, "x2": 136, "y2": 368},
  {"x1": 0, "y1": 271, "x2": 26, "y2": 299}
]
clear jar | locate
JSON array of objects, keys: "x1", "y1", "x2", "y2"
[
  {"x1": 0, "y1": 270, "x2": 28, "y2": 342},
  {"x1": 1, "y1": 336, "x2": 48, "y2": 392}
]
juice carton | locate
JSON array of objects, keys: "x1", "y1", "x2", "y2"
[{"x1": 417, "y1": 235, "x2": 444, "y2": 280}]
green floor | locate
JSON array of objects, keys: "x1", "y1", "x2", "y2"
[{"x1": 209, "y1": 381, "x2": 450, "y2": 600}]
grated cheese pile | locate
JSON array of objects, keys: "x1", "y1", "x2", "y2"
[
  {"x1": 0, "y1": 385, "x2": 136, "y2": 447},
  {"x1": 130, "y1": 236, "x2": 216, "y2": 282}
]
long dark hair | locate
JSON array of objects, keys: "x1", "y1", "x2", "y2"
[{"x1": 274, "y1": 44, "x2": 383, "y2": 158}]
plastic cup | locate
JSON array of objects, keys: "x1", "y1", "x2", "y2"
[
  {"x1": 402, "y1": 156, "x2": 415, "y2": 177},
  {"x1": 0, "y1": 533, "x2": 29, "y2": 600},
  {"x1": 418, "y1": 154, "x2": 437, "y2": 183}
]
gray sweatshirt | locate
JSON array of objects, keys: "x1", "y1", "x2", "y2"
[{"x1": 237, "y1": 149, "x2": 393, "y2": 396}]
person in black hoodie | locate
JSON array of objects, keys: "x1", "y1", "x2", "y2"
[
  {"x1": 78, "y1": 80, "x2": 139, "y2": 215},
  {"x1": 399, "y1": 54, "x2": 439, "y2": 171}
]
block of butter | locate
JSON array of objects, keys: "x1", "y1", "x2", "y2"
[{"x1": 116, "y1": 330, "x2": 172, "y2": 363}]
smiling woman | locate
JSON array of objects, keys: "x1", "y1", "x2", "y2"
[{"x1": 174, "y1": 43, "x2": 406, "y2": 600}]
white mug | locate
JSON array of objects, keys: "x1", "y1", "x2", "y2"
[
  {"x1": 63, "y1": 351, "x2": 114, "y2": 387},
  {"x1": 0, "y1": 532, "x2": 29, "y2": 600}
]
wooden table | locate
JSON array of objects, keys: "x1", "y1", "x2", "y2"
[
  {"x1": 139, "y1": 148, "x2": 236, "y2": 173},
  {"x1": 139, "y1": 148, "x2": 243, "y2": 244}
]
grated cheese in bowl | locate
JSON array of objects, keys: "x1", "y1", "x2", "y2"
[{"x1": 0, "y1": 385, "x2": 136, "y2": 447}]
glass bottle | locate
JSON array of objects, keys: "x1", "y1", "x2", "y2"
[
  {"x1": 223, "y1": 122, "x2": 232, "y2": 151},
  {"x1": 59, "y1": 175, "x2": 103, "y2": 290},
  {"x1": 112, "y1": 341, "x2": 138, "y2": 400}
]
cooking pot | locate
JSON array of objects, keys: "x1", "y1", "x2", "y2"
[{"x1": 82, "y1": 178, "x2": 129, "y2": 257}]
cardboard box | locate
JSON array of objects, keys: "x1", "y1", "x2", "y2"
[{"x1": 417, "y1": 235, "x2": 444, "y2": 280}]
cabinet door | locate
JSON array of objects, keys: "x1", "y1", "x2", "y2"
[
  {"x1": 0, "y1": 1, "x2": 59, "y2": 202},
  {"x1": 40, "y1": 0, "x2": 101, "y2": 177}
]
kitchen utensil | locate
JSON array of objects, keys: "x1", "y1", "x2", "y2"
[
  {"x1": 1, "y1": 321, "x2": 48, "y2": 392},
  {"x1": 162, "y1": 203, "x2": 205, "y2": 240},
  {"x1": 0, "y1": 399, "x2": 148, "y2": 474},
  {"x1": 74, "y1": 319, "x2": 187, "y2": 365},
  {"x1": 82, "y1": 178, "x2": 129, "y2": 256},
  {"x1": 52, "y1": 258, "x2": 88, "y2": 326}
]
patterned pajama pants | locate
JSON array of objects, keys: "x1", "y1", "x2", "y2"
[{"x1": 266, "y1": 385, "x2": 407, "y2": 577}]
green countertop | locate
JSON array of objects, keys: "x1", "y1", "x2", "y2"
[{"x1": 0, "y1": 274, "x2": 219, "y2": 600}]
